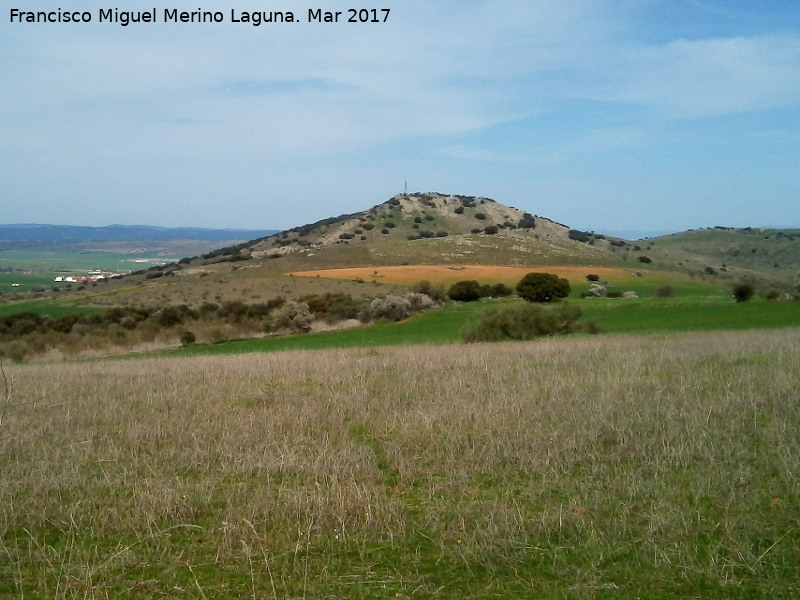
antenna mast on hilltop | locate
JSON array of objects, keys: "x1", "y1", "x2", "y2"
[{"x1": 404, "y1": 179, "x2": 408, "y2": 198}]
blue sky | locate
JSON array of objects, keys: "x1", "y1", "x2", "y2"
[{"x1": 2, "y1": 1, "x2": 799, "y2": 234}]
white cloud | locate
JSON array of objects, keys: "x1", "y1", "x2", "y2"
[
  {"x1": 592, "y1": 35, "x2": 800, "y2": 118},
  {"x1": 2, "y1": 1, "x2": 800, "y2": 228}
]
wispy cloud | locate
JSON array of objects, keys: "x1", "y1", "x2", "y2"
[
  {"x1": 1, "y1": 0, "x2": 799, "y2": 229},
  {"x1": 593, "y1": 35, "x2": 800, "y2": 118}
]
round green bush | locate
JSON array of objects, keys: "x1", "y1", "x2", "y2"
[
  {"x1": 447, "y1": 280, "x2": 482, "y2": 302},
  {"x1": 516, "y1": 272, "x2": 571, "y2": 303}
]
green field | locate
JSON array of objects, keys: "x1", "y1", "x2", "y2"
[
  {"x1": 171, "y1": 297, "x2": 800, "y2": 357},
  {"x1": 581, "y1": 297, "x2": 800, "y2": 333},
  {"x1": 0, "y1": 299, "x2": 103, "y2": 320},
  {"x1": 0, "y1": 272, "x2": 59, "y2": 295},
  {"x1": 0, "y1": 239, "x2": 251, "y2": 276},
  {"x1": 0, "y1": 246, "x2": 162, "y2": 273}
]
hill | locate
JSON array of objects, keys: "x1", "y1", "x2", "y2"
[
  {"x1": 3, "y1": 193, "x2": 798, "y2": 311},
  {"x1": 218, "y1": 192, "x2": 632, "y2": 269},
  {"x1": 651, "y1": 226, "x2": 800, "y2": 283},
  {"x1": 68, "y1": 193, "x2": 648, "y2": 308}
]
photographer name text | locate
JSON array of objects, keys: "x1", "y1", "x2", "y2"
[{"x1": 9, "y1": 7, "x2": 391, "y2": 26}]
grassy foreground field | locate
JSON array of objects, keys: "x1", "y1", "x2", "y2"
[{"x1": 2, "y1": 329, "x2": 798, "y2": 598}]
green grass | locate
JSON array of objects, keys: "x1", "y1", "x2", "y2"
[
  {"x1": 3, "y1": 330, "x2": 799, "y2": 598},
  {"x1": 0, "y1": 272, "x2": 58, "y2": 295},
  {"x1": 581, "y1": 297, "x2": 800, "y2": 334},
  {"x1": 584, "y1": 278, "x2": 727, "y2": 298},
  {"x1": 174, "y1": 301, "x2": 486, "y2": 356},
  {"x1": 170, "y1": 297, "x2": 800, "y2": 357},
  {"x1": 0, "y1": 246, "x2": 143, "y2": 272},
  {"x1": 0, "y1": 300, "x2": 102, "y2": 320}
]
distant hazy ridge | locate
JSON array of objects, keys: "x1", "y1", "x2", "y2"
[{"x1": 0, "y1": 224, "x2": 279, "y2": 246}]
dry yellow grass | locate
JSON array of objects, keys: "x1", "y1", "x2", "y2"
[
  {"x1": 288, "y1": 264, "x2": 630, "y2": 286},
  {"x1": 1, "y1": 329, "x2": 799, "y2": 597}
]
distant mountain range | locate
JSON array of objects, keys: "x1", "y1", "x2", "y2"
[{"x1": 0, "y1": 224, "x2": 279, "y2": 247}]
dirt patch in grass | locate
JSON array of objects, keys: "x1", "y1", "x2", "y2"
[{"x1": 288, "y1": 265, "x2": 631, "y2": 286}]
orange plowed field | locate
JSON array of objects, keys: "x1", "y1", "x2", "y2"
[{"x1": 288, "y1": 265, "x2": 631, "y2": 286}]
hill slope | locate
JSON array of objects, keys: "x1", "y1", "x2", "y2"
[
  {"x1": 235, "y1": 193, "x2": 633, "y2": 268},
  {"x1": 652, "y1": 227, "x2": 800, "y2": 282}
]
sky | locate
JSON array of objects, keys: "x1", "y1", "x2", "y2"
[{"x1": 2, "y1": 1, "x2": 799, "y2": 235}]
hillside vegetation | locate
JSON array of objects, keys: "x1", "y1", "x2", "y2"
[
  {"x1": 2, "y1": 329, "x2": 798, "y2": 598},
  {"x1": 652, "y1": 227, "x2": 800, "y2": 283},
  {"x1": 6, "y1": 192, "x2": 795, "y2": 315}
]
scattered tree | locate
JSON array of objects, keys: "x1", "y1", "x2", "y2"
[
  {"x1": 448, "y1": 280, "x2": 482, "y2": 302},
  {"x1": 516, "y1": 273, "x2": 571, "y2": 303},
  {"x1": 733, "y1": 282, "x2": 755, "y2": 303}
]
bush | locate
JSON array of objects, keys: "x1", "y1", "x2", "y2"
[
  {"x1": 638, "y1": 256, "x2": 652, "y2": 264},
  {"x1": 369, "y1": 295, "x2": 412, "y2": 321},
  {"x1": 487, "y1": 283, "x2": 513, "y2": 298},
  {"x1": 447, "y1": 280, "x2": 482, "y2": 302},
  {"x1": 157, "y1": 306, "x2": 186, "y2": 327},
  {"x1": 274, "y1": 301, "x2": 314, "y2": 333},
  {"x1": 180, "y1": 330, "x2": 196, "y2": 346},
  {"x1": 586, "y1": 274, "x2": 600, "y2": 282},
  {"x1": 478, "y1": 283, "x2": 513, "y2": 298},
  {"x1": 733, "y1": 282, "x2": 755, "y2": 303},
  {"x1": 4, "y1": 341, "x2": 30, "y2": 363},
  {"x1": 405, "y1": 292, "x2": 437, "y2": 312},
  {"x1": 655, "y1": 284, "x2": 676, "y2": 298},
  {"x1": 568, "y1": 229, "x2": 591, "y2": 243},
  {"x1": 583, "y1": 283, "x2": 606, "y2": 298},
  {"x1": 303, "y1": 292, "x2": 362, "y2": 323},
  {"x1": 413, "y1": 280, "x2": 447, "y2": 303},
  {"x1": 516, "y1": 272, "x2": 571, "y2": 303},
  {"x1": 483, "y1": 225, "x2": 499, "y2": 235},
  {"x1": 462, "y1": 303, "x2": 599, "y2": 342}
]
